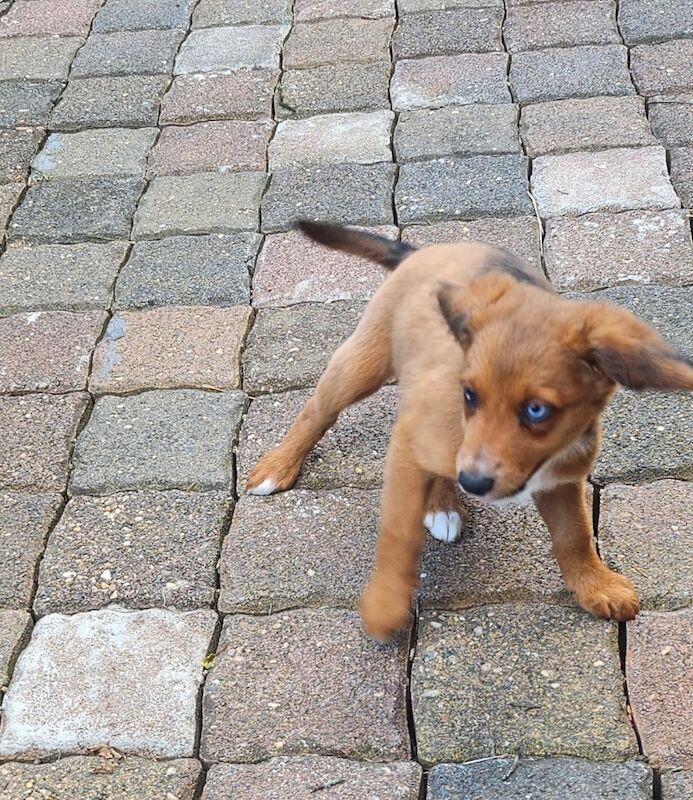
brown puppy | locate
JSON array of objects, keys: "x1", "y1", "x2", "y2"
[{"x1": 247, "y1": 222, "x2": 693, "y2": 640}]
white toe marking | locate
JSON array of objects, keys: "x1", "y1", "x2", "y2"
[
  {"x1": 248, "y1": 478, "x2": 278, "y2": 496},
  {"x1": 424, "y1": 511, "x2": 463, "y2": 543}
]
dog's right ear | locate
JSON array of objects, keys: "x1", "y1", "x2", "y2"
[{"x1": 438, "y1": 274, "x2": 513, "y2": 348}]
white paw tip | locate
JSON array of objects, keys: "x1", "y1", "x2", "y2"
[
  {"x1": 425, "y1": 511, "x2": 463, "y2": 543},
  {"x1": 247, "y1": 478, "x2": 278, "y2": 496}
]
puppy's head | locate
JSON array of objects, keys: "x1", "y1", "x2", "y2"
[{"x1": 439, "y1": 274, "x2": 692, "y2": 502}]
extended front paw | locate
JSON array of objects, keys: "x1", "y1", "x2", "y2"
[
  {"x1": 359, "y1": 578, "x2": 413, "y2": 641},
  {"x1": 245, "y1": 448, "x2": 303, "y2": 496},
  {"x1": 572, "y1": 567, "x2": 640, "y2": 622}
]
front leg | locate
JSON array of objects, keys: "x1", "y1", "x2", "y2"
[
  {"x1": 360, "y1": 421, "x2": 431, "y2": 640},
  {"x1": 534, "y1": 481, "x2": 639, "y2": 621}
]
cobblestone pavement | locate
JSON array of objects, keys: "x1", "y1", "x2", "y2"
[{"x1": 0, "y1": 0, "x2": 691, "y2": 798}]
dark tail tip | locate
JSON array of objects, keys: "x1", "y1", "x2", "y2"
[{"x1": 296, "y1": 219, "x2": 415, "y2": 271}]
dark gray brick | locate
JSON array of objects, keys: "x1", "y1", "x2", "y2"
[
  {"x1": 618, "y1": 0, "x2": 693, "y2": 45},
  {"x1": 71, "y1": 29, "x2": 183, "y2": 78},
  {"x1": 0, "y1": 81, "x2": 61, "y2": 128},
  {"x1": 649, "y1": 95, "x2": 693, "y2": 147},
  {"x1": 393, "y1": 6, "x2": 503, "y2": 58},
  {"x1": 631, "y1": 39, "x2": 693, "y2": 95},
  {"x1": 93, "y1": 0, "x2": 196, "y2": 31},
  {"x1": 670, "y1": 146, "x2": 693, "y2": 207}
]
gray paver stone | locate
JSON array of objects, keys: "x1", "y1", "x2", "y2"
[
  {"x1": 200, "y1": 608, "x2": 410, "y2": 762},
  {"x1": 670, "y1": 146, "x2": 693, "y2": 208},
  {"x1": 0, "y1": 184, "x2": 25, "y2": 232},
  {"x1": 631, "y1": 40, "x2": 693, "y2": 95},
  {"x1": 400, "y1": 0, "x2": 502, "y2": 8},
  {"x1": 0, "y1": 128, "x2": 44, "y2": 184},
  {"x1": 0, "y1": 610, "x2": 31, "y2": 688},
  {"x1": 283, "y1": 18, "x2": 393, "y2": 69},
  {"x1": 93, "y1": 0, "x2": 197, "y2": 32},
  {"x1": 0, "y1": 81, "x2": 62, "y2": 128},
  {"x1": 70, "y1": 389, "x2": 246, "y2": 495},
  {"x1": 0, "y1": 37, "x2": 82, "y2": 81},
  {"x1": 0, "y1": 608, "x2": 217, "y2": 758},
  {"x1": 649, "y1": 95, "x2": 693, "y2": 148},
  {"x1": 618, "y1": 0, "x2": 693, "y2": 45},
  {"x1": 194, "y1": 0, "x2": 292, "y2": 26},
  {"x1": 175, "y1": 25, "x2": 288, "y2": 73},
  {"x1": 71, "y1": 29, "x2": 183, "y2": 78},
  {"x1": 661, "y1": 770, "x2": 693, "y2": 800},
  {"x1": 295, "y1": 0, "x2": 394, "y2": 20},
  {"x1": 393, "y1": 7, "x2": 503, "y2": 58}
]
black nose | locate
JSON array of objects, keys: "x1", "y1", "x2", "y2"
[{"x1": 458, "y1": 471, "x2": 495, "y2": 496}]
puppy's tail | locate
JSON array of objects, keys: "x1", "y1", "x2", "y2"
[{"x1": 297, "y1": 220, "x2": 416, "y2": 271}]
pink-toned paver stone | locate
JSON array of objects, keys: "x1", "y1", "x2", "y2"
[
  {"x1": 627, "y1": 609, "x2": 693, "y2": 769},
  {"x1": 0, "y1": 0, "x2": 102, "y2": 38},
  {"x1": 0, "y1": 311, "x2": 106, "y2": 393},
  {"x1": 90, "y1": 306, "x2": 252, "y2": 393},
  {"x1": 0, "y1": 183, "x2": 23, "y2": 231},
  {"x1": 200, "y1": 608, "x2": 410, "y2": 763},
  {"x1": 253, "y1": 226, "x2": 395, "y2": 306},
  {"x1": 147, "y1": 120, "x2": 273, "y2": 177},
  {"x1": 283, "y1": 18, "x2": 394, "y2": 69}
]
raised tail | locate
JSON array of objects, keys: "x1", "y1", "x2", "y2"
[{"x1": 297, "y1": 220, "x2": 416, "y2": 271}]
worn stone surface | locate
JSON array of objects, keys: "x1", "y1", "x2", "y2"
[
  {"x1": 219, "y1": 489, "x2": 377, "y2": 614},
  {"x1": 531, "y1": 146, "x2": 678, "y2": 217},
  {"x1": 0, "y1": 608, "x2": 217, "y2": 758},
  {"x1": 32, "y1": 128, "x2": 156, "y2": 181},
  {"x1": 133, "y1": 173, "x2": 267, "y2": 238},
  {"x1": 10, "y1": 178, "x2": 144, "y2": 244},
  {"x1": 237, "y1": 387, "x2": 397, "y2": 490},
  {"x1": 599, "y1": 481, "x2": 691, "y2": 611},
  {"x1": 0, "y1": 81, "x2": 61, "y2": 128},
  {"x1": 0, "y1": 241, "x2": 127, "y2": 314},
  {"x1": 50, "y1": 74, "x2": 170, "y2": 131},
  {"x1": 253, "y1": 226, "x2": 394, "y2": 306},
  {"x1": 148, "y1": 120, "x2": 273, "y2": 177},
  {"x1": 0, "y1": 610, "x2": 32, "y2": 688},
  {"x1": 427, "y1": 759, "x2": 652, "y2": 799},
  {"x1": 391, "y1": 53, "x2": 510, "y2": 111},
  {"x1": 631, "y1": 40, "x2": 693, "y2": 95},
  {"x1": 0, "y1": 757, "x2": 203, "y2": 800},
  {"x1": 0, "y1": 311, "x2": 105, "y2": 393},
  {"x1": 71, "y1": 390, "x2": 245, "y2": 495},
  {"x1": 0, "y1": 36, "x2": 82, "y2": 81},
  {"x1": 661, "y1": 770, "x2": 693, "y2": 800},
  {"x1": 396, "y1": 154, "x2": 532, "y2": 224},
  {"x1": 0, "y1": 0, "x2": 101, "y2": 38},
  {"x1": 115, "y1": 233, "x2": 259, "y2": 309},
  {"x1": 649, "y1": 95, "x2": 693, "y2": 148},
  {"x1": 175, "y1": 25, "x2": 288, "y2": 73},
  {"x1": 670, "y1": 146, "x2": 693, "y2": 208},
  {"x1": 262, "y1": 163, "x2": 396, "y2": 232},
  {"x1": 200, "y1": 608, "x2": 410, "y2": 762},
  {"x1": 34, "y1": 491, "x2": 230, "y2": 615},
  {"x1": 393, "y1": 6, "x2": 503, "y2": 58},
  {"x1": 283, "y1": 18, "x2": 393, "y2": 69},
  {"x1": 0, "y1": 128, "x2": 43, "y2": 184},
  {"x1": 243, "y1": 302, "x2": 365, "y2": 393},
  {"x1": 509, "y1": 44, "x2": 634, "y2": 103},
  {"x1": 395, "y1": 104, "x2": 520, "y2": 161},
  {"x1": 0, "y1": 183, "x2": 23, "y2": 230},
  {"x1": 277, "y1": 62, "x2": 392, "y2": 118},
  {"x1": 72, "y1": 29, "x2": 183, "y2": 78},
  {"x1": 204, "y1": 758, "x2": 421, "y2": 799},
  {"x1": 90, "y1": 306, "x2": 252, "y2": 393},
  {"x1": 413, "y1": 605, "x2": 637, "y2": 765},
  {"x1": 93, "y1": 0, "x2": 197, "y2": 32},
  {"x1": 161, "y1": 70, "x2": 278, "y2": 124},
  {"x1": 269, "y1": 111, "x2": 393, "y2": 169},
  {"x1": 520, "y1": 96, "x2": 655, "y2": 156},
  {"x1": 0, "y1": 492, "x2": 62, "y2": 610},
  {"x1": 194, "y1": 0, "x2": 292, "y2": 26},
  {"x1": 619, "y1": 0, "x2": 693, "y2": 45},
  {"x1": 294, "y1": 0, "x2": 394, "y2": 20},
  {"x1": 400, "y1": 0, "x2": 502, "y2": 8},
  {"x1": 545, "y1": 210, "x2": 693, "y2": 290},
  {"x1": 0, "y1": 393, "x2": 88, "y2": 492},
  {"x1": 627, "y1": 609, "x2": 693, "y2": 769}
]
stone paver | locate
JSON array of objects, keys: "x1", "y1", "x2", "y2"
[
  {"x1": 661, "y1": 771, "x2": 693, "y2": 800},
  {"x1": 294, "y1": 0, "x2": 394, "y2": 20},
  {"x1": 31, "y1": 128, "x2": 157, "y2": 181},
  {"x1": 0, "y1": 757, "x2": 203, "y2": 800},
  {"x1": 401, "y1": 0, "x2": 501, "y2": 8},
  {"x1": 0, "y1": 493, "x2": 62, "y2": 610},
  {"x1": 148, "y1": 120, "x2": 273, "y2": 177},
  {"x1": 10, "y1": 178, "x2": 144, "y2": 244},
  {"x1": 93, "y1": 0, "x2": 197, "y2": 32},
  {"x1": 427, "y1": 759, "x2": 652, "y2": 799},
  {"x1": 34, "y1": 491, "x2": 230, "y2": 615},
  {"x1": 626, "y1": 609, "x2": 692, "y2": 769},
  {"x1": 413, "y1": 605, "x2": 637, "y2": 766},
  {"x1": 204, "y1": 758, "x2": 421, "y2": 799},
  {"x1": 0, "y1": 611, "x2": 32, "y2": 688},
  {"x1": 253, "y1": 226, "x2": 395, "y2": 306},
  {"x1": 0, "y1": 393, "x2": 88, "y2": 491},
  {"x1": 395, "y1": 104, "x2": 520, "y2": 161},
  {"x1": 545, "y1": 210, "x2": 693, "y2": 290},
  {"x1": 71, "y1": 389, "x2": 245, "y2": 495},
  {"x1": 237, "y1": 387, "x2": 397, "y2": 490},
  {"x1": 283, "y1": 18, "x2": 392, "y2": 68},
  {"x1": 0, "y1": 608, "x2": 217, "y2": 758},
  {"x1": 391, "y1": 53, "x2": 510, "y2": 111},
  {"x1": 115, "y1": 233, "x2": 259, "y2": 308},
  {"x1": 133, "y1": 173, "x2": 267, "y2": 238},
  {"x1": 175, "y1": 25, "x2": 288, "y2": 73},
  {"x1": 631, "y1": 40, "x2": 693, "y2": 95},
  {"x1": 0, "y1": 81, "x2": 62, "y2": 128},
  {"x1": 0, "y1": 0, "x2": 101, "y2": 38},
  {"x1": 0, "y1": 37, "x2": 82, "y2": 81},
  {"x1": 90, "y1": 306, "x2": 252, "y2": 393},
  {"x1": 599, "y1": 481, "x2": 691, "y2": 611},
  {"x1": 619, "y1": 0, "x2": 693, "y2": 45},
  {"x1": 0, "y1": 183, "x2": 23, "y2": 232},
  {"x1": 0, "y1": 241, "x2": 128, "y2": 314},
  {"x1": 393, "y1": 6, "x2": 503, "y2": 58},
  {"x1": 0, "y1": 311, "x2": 105, "y2": 393},
  {"x1": 0, "y1": 128, "x2": 44, "y2": 184},
  {"x1": 71, "y1": 29, "x2": 183, "y2": 78},
  {"x1": 649, "y1": 95, "x2": 693, "y2": 148},
  {"x1": 261, "y1": 163, "x2": 396, "y2": 232},
  {"x1": 243, "y1": 301, "x2": 365, "y2": 393},
  {"x1": 194, "y1": 0, "x2": 292, "y2": 26},
  {"x1": 510, "y1": 45, "x2": 634, "y2": 103},
  {"x1": 670, "y1": 146, "x2": 693, "y2": 207},
  {"x1": 200, "y1": 608, "x2": 409, "y2": 763},
  {"x1": 396, "y1": 155, "x2": 532, "y2": 224},
  {"x1": 531, "y1": 146, "x2": 679, "y2": 217},
  {"x1": 269, "y1": 111, "x2": 393, "y2": 169}
]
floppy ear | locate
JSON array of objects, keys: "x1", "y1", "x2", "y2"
[
  {"x1": 438, "y1": 274, "x2": 513, "y2": 348},
  {"x1": 569, "y1": 301, "x2": 693, "y2": 391}
]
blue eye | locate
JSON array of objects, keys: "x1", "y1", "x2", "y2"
[
  {"x1": 522, "y1": 401, "x2": 552, "y2": 424},
  {"x1": 463, "y1": 387, "x2": 478, "y2": 409}
]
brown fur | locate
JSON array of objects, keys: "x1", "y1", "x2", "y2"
[{"x1": 247, "y1": 223, "x2": 693, "y2": 640}]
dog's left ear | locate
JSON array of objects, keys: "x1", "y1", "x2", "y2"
[
  {"x1": 568, "y1": 301, "x2": 693, "y2": 391},
  {"x1": 438, "y1": 274, "x2": 513, "y2": 348}
]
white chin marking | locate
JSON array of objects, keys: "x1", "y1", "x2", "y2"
[
  {"x1": 424, "y1": 511, "x2": 463, "y2": 544},
  {"x1": 248, "y1": 478, "x2": 278, "y2": 496}
]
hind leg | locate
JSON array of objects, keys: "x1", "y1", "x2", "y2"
[{"x1": 424, "y1": 477, "x2": 466, "y2": 543}]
